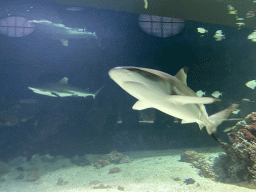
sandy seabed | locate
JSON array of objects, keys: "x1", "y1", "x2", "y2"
[{"x1": 0, "y1": 147, "x2": 254, "y2": 192}]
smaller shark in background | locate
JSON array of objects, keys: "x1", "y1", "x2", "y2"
[
  {"x1": 29, "y1": 20, "x2": 99, "y2": 47},
  {"x1": 28, "y1": 77, "x2": 104, "y2": 99}
]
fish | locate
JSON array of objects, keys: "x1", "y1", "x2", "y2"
[
  {"x1": 236, "y1": 22, "x2": 245, "y2": 28},
  {"x1": 28, "y1": 77, "x2": 104, "y2": 99},
  {"x1": 108, "y1": 66, "x2": 238, "y2": 141},
  {"x1": 223, "y1": 126, "x2": 234, "y2": 132},
  {"x1": 211, "y1": 91, "x2": 222, "y2": 98},
  {"x1": 197, "y1": 27, "x2": 208, "y2": 34},
  {"x1": 232, "y1": 109, "x2": 240, "y2": 114},
  {"x1": 196, "y1": 90, "x2": 206, "y2": 97},
  {"x1": 242, "y1": 98, "x2": 255, "y2": 102},
  {"x1": 227, "y1": 5, "x2": 237, "y2": 14},
  {"x1": 236, "y1": 17, "x2": 244, "y2": 21},
  {"x1": 213, "y1": 30, "x2": 225, "y2": 41},
  {"x1": 143, "y1": 0, "x2": 148, "y2": 9},
  {"x1": 29, "y1": 20, "x2": 98, "y2": 46},
  {"x1": 246, "y1": 80, "x2": 256, "y2": 89}
]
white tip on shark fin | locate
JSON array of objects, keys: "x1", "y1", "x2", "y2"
[
  {"x1": 59, "y1": 77, "x2": 69, "y2": 84},
  {"x1": 167, "y1": 95, "x2": 219, "y2": 105},
  {"x1": 132, "y1": 100, "x2": 152, "y2": 110}
]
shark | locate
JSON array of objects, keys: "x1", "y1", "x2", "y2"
[
  {"x1": 108, "y1": 66, "x2": 238, "y2": 141},
  {"x1": 28, "y1": 77, "x2": 104, "y2": 99},
  {"x1": 29, "y1": 20, "x2": 99, "y2": 46}
]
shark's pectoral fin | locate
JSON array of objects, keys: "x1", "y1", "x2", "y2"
[
  {"x1": 51, "y1": 92, "x2": 60, "y2": 97},
  {"x1": 181, "y1": 119, "x2": 197, "y2": 124},
  {"x1": 167, "y1": 95, "x2": 219, "y2": 104},
  {"x1": 132, "y1": 100, "x2": 152, "y2": 110}
]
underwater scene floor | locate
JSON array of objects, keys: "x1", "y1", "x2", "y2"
[{"x1": 0, "y1": 147, "x2": 254, "y2": 192}]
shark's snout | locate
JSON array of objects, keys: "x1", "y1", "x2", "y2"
[{"x1": 109, "y1": 67, "x2": 132, "y2": 82}]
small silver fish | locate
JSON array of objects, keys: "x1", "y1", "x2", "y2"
[
  {"x1": 246, "y1": 80, "x2": 256, "y2": 89},
  {"x1": 197, "y1": 27, "x2": 208, "y2": 34},
  {"x1": 213, "y1": 30, "x2": 225, "y2": 41},
  {"x1": 211, "y1": 91, "x2": 222, "y2": 98},
  {"x1": 242, "y1": 98, "x2": 255, "y2": 102},
  {"x1": 196, "y1": 90, "x2": 206, "y2": 97}
]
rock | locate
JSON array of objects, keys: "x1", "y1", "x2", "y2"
[
  {"x1": 93, "y1": 151, "x2": 132, "y2": 169},
  {"x1": 109, "y1": 167, "x2": 121, "y2": 174},
  {"x1": 26, "y1": 169, "x2": 40, "y2": 181},
  {"x1": 42, "y1": 154, "x2": 55, "y2": 162},
  {"x1": 89, "y1": 180, "x2": 101, "y2": 186},
  {"x1": 16, "y1": 167, "x2": 25, "y2": 172},
  {"x1": 15, "y1": 173, "x2": 24, "y2": 180},
  {"x1": 118, "y1": 186, "x2": 125, "y2": 191},
  {"x1": 92, "y1": 184, "x2": 111, "y2": 189},
  {"x1": 184, "y1": 178, "x2": 196, "y2": 185},
  {"x1": 180, "y1": 151, "x2": 215, "y2": 178},
  {"x1": 71, "y1": 155, "x2": 90, "y2": 166},
  {"x1": 93, "y1": 160, "x2": 110, "y2": 169},
  {"x1": 172, "y1": 177, "x2": 181, "y2": 181},
  {"x1": 57, "y1": 177, "x2": 68, "y2": 186},
  {"x1": 0, "y1": 161, "x2": 9, "y2": 176},
  {"x1": 180, "y1": 151, "x2": 205, "y2": 163}
]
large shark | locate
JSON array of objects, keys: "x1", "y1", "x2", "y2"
[
  {"x1": 28, "y1": 77, "x2": 104, "y2": 99},
  {"x1": 109, "y1": 66, "x2": 238, "y2": 141}
]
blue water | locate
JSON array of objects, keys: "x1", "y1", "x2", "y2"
[{"x1": 0, "y1": 0, "x2": 254, "y2": 163}]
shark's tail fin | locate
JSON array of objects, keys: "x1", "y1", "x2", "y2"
[
  {"x1": 93, "y1": 86, "x2": 105, "y2": 99},
  {"x1": 204, "y1": 104, "x2": 239, "y2": 141}
]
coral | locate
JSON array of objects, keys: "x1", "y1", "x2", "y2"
[
  {"x1": 214, "y1": 112, "x2": 256, "y2": 188},
  {"x1": 180, "y1": 151, "x2": 215, "y2": 178}
]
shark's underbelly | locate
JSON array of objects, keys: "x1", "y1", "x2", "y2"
[{"x1": 153, "y1": 101, "x2": 202, "y2": 122}]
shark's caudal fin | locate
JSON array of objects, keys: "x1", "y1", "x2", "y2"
[
  {"x1": 93, "y1": 86, "x2": 105, "y2": 99},
  {"x1": 203, "y1": 103, "x2": 239, "y2": 141}
]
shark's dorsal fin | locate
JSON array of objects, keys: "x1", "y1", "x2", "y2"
[
  {"x1": 175, "y1": 68, "x2": 187, "y2": 85},
  {"x1": 59, "y1": 77, "x2": 69, "y2": 84}
]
